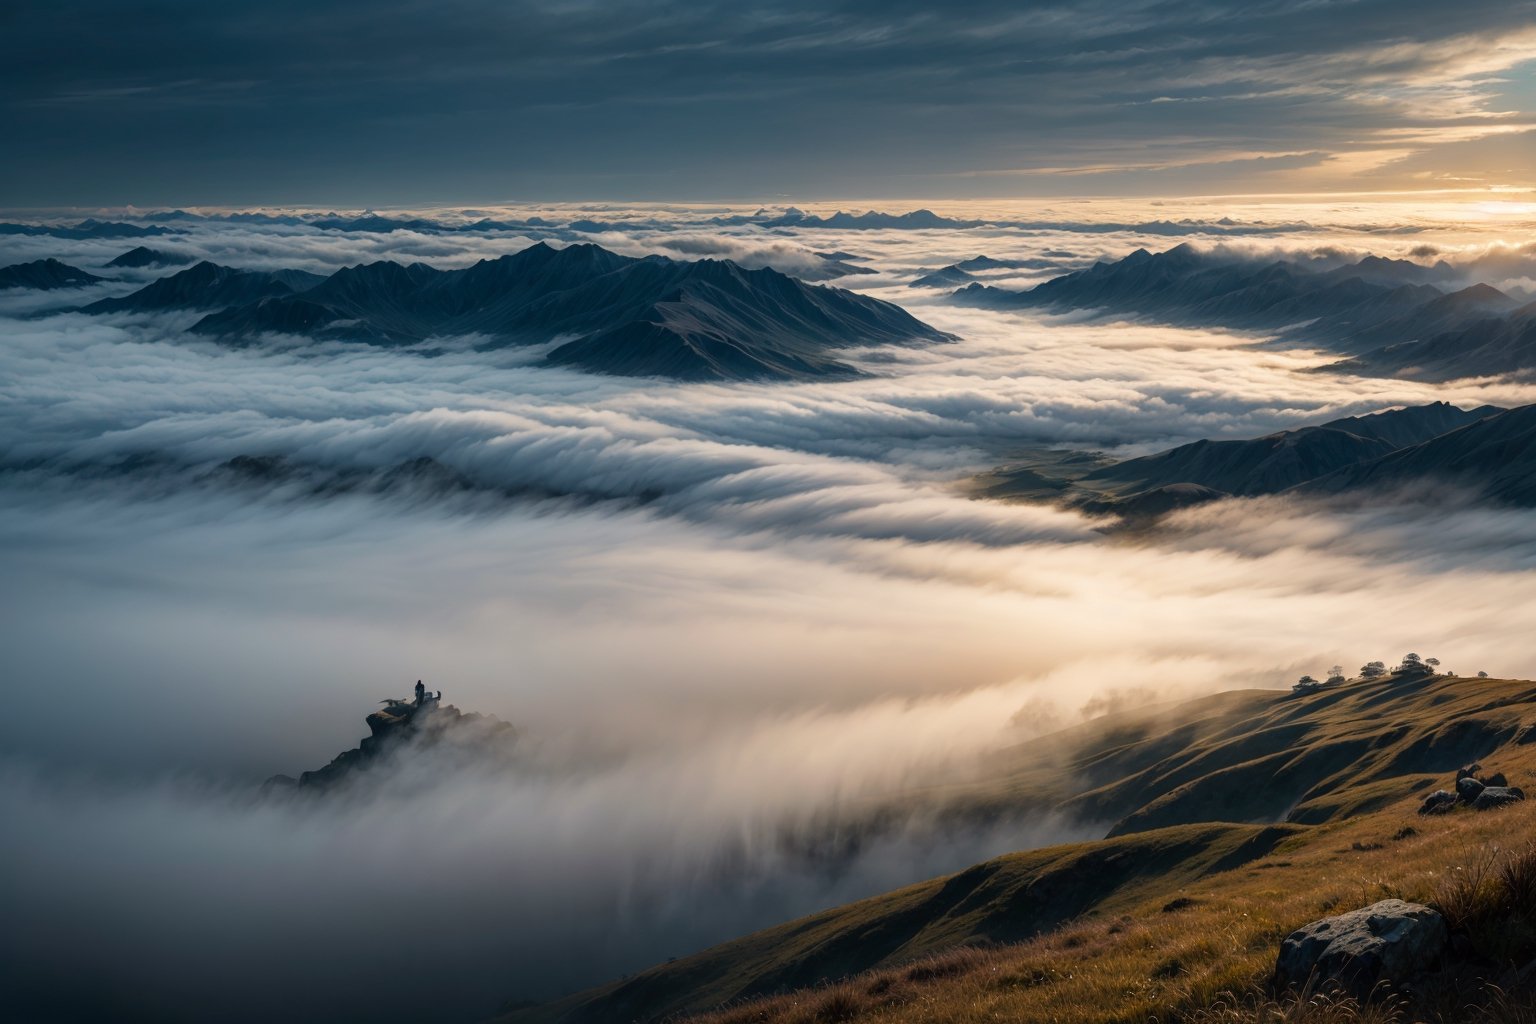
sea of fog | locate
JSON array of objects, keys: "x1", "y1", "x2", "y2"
[{"x1": 4, "y1": 199, "x2": 1536, "y2": 1022}]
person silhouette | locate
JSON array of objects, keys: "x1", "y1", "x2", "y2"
[{"x1": 414, "y1": 680, "x2": 426, "y2": 706}]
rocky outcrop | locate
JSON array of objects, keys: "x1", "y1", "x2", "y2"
[
  {"x1": 1419, "y1": 764, "x2": 1526, "y2": 814},
  {"x1": 265, "y1": 692, "x2": 517, "y2": 793},
  {"x1": 1418, "y1": 790, "x2": 1456, "y2": 816},
  {"x1": 1473, "y1": 786, "x2": 1526, "y2": 811},
  {"x1": 1274, "y1": 899, "x2": 1448, "y2": 999}
]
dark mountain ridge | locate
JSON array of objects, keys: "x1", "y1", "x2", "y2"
[
  {"x1": 1330, "y1": 301, "x2": 1536, "y2": 381},
  {"x1": 1300, "y1": 403, "x2": 1536, "y2": 506},
  {"x1": 86, "y1": 242, "x2": 951, "y2": 381},
  {"x1": 0, "y1": 258, "x2": 104, "y2": 290},
  {"x1": 1079, "y1": 402, "x2": 1506, "y2": 500},
  {"x1": 951, "y1": 244, "x2": 1536, "y2": 381},
  {"x1": 977, "y1": 402, "x2": 1526, "y2": 518},
  {"x1": 0, "y1": 219, "x2": 175, "y2": 240},
  {"x1": 82, "y1": 260, "x2": 327, "y2": 314}
]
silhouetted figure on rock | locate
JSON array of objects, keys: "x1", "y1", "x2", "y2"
[{"x1": 414, "y1": 679, "x2": 426, "y2": 706}]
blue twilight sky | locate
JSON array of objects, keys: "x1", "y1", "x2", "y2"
[{"x1": 3, "y1": 0, "x2": 1535, "y2": 206}]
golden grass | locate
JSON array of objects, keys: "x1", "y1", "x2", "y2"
[
  {"x1": 681, "y1": 775, "x2": 1536, "y2": 1024},
  {"x1": 501, "y1": 677, "x2": 1536, "y2": 1024}
]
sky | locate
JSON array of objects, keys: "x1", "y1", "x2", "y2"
[{"x1": 5, "y1": 0, "x2": 1536, "y2": 206}]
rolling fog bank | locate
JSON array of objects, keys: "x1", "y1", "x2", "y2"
[{"x1": 5, "y1": 205, "x2": 1536, "y2": 1020}]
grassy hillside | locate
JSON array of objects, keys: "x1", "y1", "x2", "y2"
[
  {"x1": 498, "y1": 674, "x2": 1536, "y2": 1024},
  {"x1": 936, "y1": 670, "x2": 1534, "y2": 836}
]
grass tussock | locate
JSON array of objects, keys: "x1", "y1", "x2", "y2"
[
  {"x1": 694, "y1": 946, "x2": 1001, "y2": 1024},
  {"x1": 1181, "y1": 985, "x2": 1536, "y2": 1024},
  {"x1": 1181, "y1": 989, "x2": 1407, "y2": 1024},
  {"x1": 1430, "y1": 839, "x2": 1536, "y2": 964}
]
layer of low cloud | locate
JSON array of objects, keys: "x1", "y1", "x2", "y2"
[{"x1": 5, "y1": 212, "x2": 1536, "y2": 1021}]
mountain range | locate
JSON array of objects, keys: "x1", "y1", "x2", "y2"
[
  {"x1": 0, "y1": 219, "x2": 176, "y2": 240},
  {"x1": 1298, "y1": 403, "x2": 1536, "y2": 506},
  {"x1": 978, "y1": 402, "x2": 1533, "y2": 517},
  {"x1": 0, "y1": 258, "x2": 104, "y2": 290},
  {"x1": 912, "y1": 255, "x2": 1066, "y2": 289},
  {"x1": 81, "y1": 261, "x2": 327, "y2": 314},
  {"x1": 705, "y1": 208, "x2": 1304, "y2": 236},
  {"x1": 75, "y1": 242, "x2": 951, "y2": 381},
  {"x1": 951, "y1": 244, "x2": 1536, "y2": 382}
]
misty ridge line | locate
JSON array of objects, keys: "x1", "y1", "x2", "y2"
[
  {"x1": 947, "y1": 241, "x2": 1536, "y2": 377},
  {"x1": 0, "y1": 205, "x2": 1421, "y2": 239}
]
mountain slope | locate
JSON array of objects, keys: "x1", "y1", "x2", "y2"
[
  {"x1": 1075, "y1": 402, "x2": 1503, "y2": 501},
  {"x1": 542, "y1": 259, "x2": 937, "y2": 380},
  {"x1": 1300, "y1": 403, "x2": 1536, "y2": 505},
  {"x1": 1080, "y1": 428, "x2": 1398, "y2": 498},
  {"x1": 510, "y1": 823, "x2": 1301, "y2": 1024},
  {"x1": 181, "y1": 243, "x2": 951, "y2": 381},
  {"x1": 0, "y1": 219, "x2": 174, "y2": 240},
  {"x1": 1316, "y1": 401, "x2": 1506, "y2": 447},
  {"x1": 82, "y1": 260, "x2": 326, "y2": 314},
  {"x1": 1311, "y1": 283, "x2": 1522, "y2": 355},
  {"x1": 500, "y1": 672, "x2": 1536, "y2": 1024},
  {"x1": 951, "y1": 244, "x2": 1536, "y2": 380},
  {"x1": 0, "y1": 258, "x2": 105, "y2": 290},
  {"x1": 1334, "y1": 303, "x2": 1536, "y2": 381},
  {"x1": 976, "y1": 403, "x2": 1508, "y2": 516}
]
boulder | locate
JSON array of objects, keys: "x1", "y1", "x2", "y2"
[
  {"x1": 1472, "y1": 786, "x2": 1526, "y2": 811},
  {"x1": 1482, "y1": 772, "x2": 1508, "y2": 788},
  {"x1": 1274, "y1": 899, "x2": 1447, "y2": 1000},
  {"x1": 1418, "y1": 790, "x2": 1457, "y2": 816},
  {"x1": 1457, "y1": 763, "x2": 1483, "y2": 782},
  {"x1": 1456, "y1": 776, "x2": 1486, "y2": 804}
]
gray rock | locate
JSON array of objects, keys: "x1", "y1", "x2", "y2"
[
  {"x1": 1418, "y1": 790, "x2": 1457, "y2": 816},
  {"x1": 1472, "y1": 786, "x2": 1526, "y2": 811},
  {"x1": 1482, "y1": 772, "x2": 1508, "y2": 788},
  {"x1": 1457, "y1": 763, "x2": 1483, "y2": 781},
  {"x1": 1457, "y1": 776, "x2": 1486, "y2": 803},
  {"x1": 1274, "y1": 899, "x2": 1447, "y2": 1000}
]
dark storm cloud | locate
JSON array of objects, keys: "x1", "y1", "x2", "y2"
[{"x1": 3, "y1": 0, "x2": 1534, "y2": 203}]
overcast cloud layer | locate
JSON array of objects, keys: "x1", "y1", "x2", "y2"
[
  {"x1": 5, "y1": 207, "x2": 1536, "y2": 1021},
  {"x1": 4, "y1": 0, "x2": 1536, "y2": 204}
]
